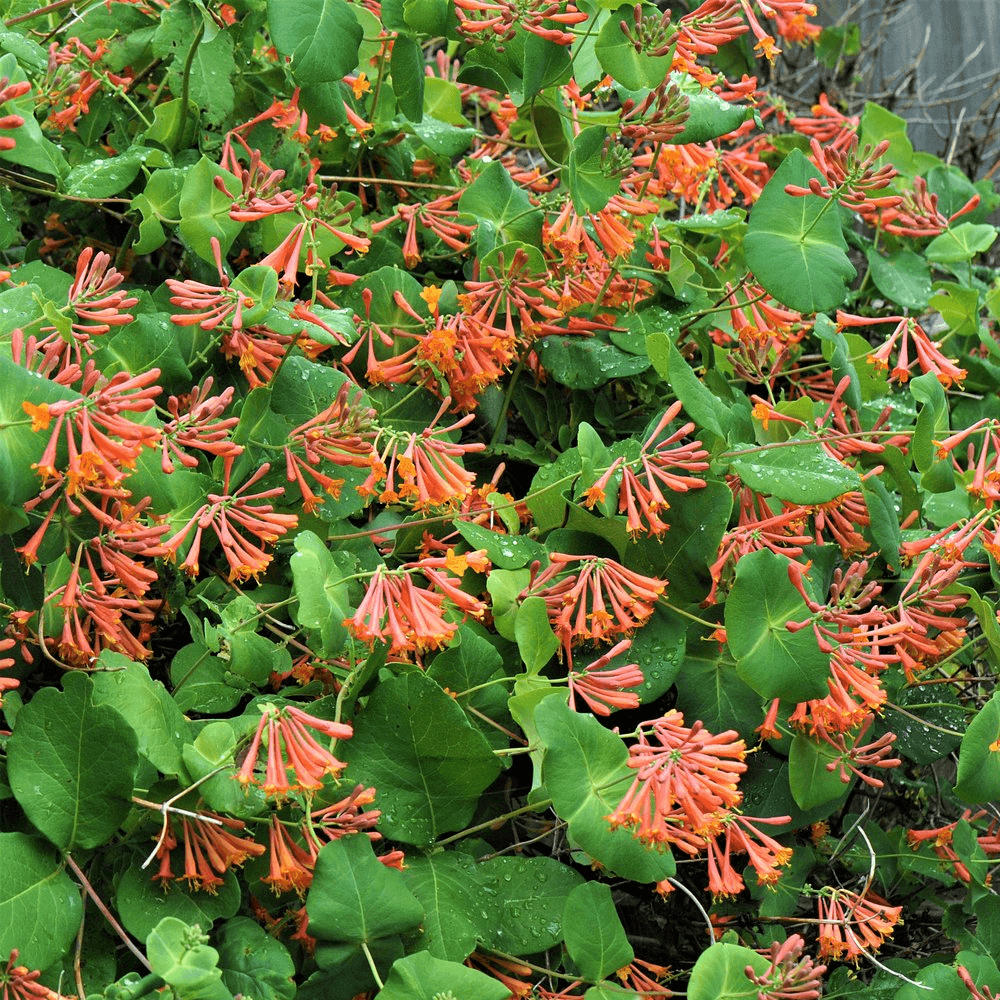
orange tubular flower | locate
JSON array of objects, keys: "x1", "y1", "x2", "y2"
[
  {"x1": 836, "y1": 310, "x2": 966, "y2": 387},
  {"x1": 523, "y1": 554, "x2": 667, "y2": 652},
  {"x1": 816, "y1": 889, "x2": 902, "y2": 961},
  {"x1": 608, "y1": 710, "x2": 747, "y2": 846},
  {"x1": 584, "y1": 402, "x2": 709, "y2": 538},
  {"x1": 154, "y1": 812, "x2": 265, "y2": 893},
  {"x1": 160, "y1": 377, "x2": 244, "y2": 475},
  {"x1": 345, "y1": 553, "x2": 487, "y2": 655},
  {"x1": 263, "y1": 815, "x2": 315, "y2": 895},
  {"x1": 164, "y1": 464, "x2": 297, "y2": 582},
  {"x1": 305, "y1": 784, "x2": 382, "y2": 848},
  {"x1": 361, "y1": 402, "x2": 484, "y2": 509},
  {"x1": 568, "y1": 638, "x2": 644, "y2": 716},
  {"x1": 744, "y1": 935, "x2": 826, "y2": 1000},
  {"x1": 0, "y1": 637, "x2": 18, "y2": 705},
  {"x1": 454, "y1": 0, "x2": 587, "y2": 45},
  {"x1": 1, "y1": 949, "x2": 75, "y2": 1000},
  {"x1": 236, "y1": 703, "x2": 353, "y2": 798}
]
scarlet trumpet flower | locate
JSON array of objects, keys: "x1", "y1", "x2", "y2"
[
  {"x1": 236, "y1": 703, "x2": 353, "y2": 799},
  {"x1": 523, "y1": 553, "x2": 667, "y2": 652},
  {"x1": 608, "y1": 710, "x2": 747, "y2": 845}
]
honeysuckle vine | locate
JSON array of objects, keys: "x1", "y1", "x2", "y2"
[{"x1": 1, "y1": 1, "x2": 1000, "y2": 1000}]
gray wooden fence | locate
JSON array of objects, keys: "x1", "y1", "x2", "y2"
[{"x1": 811, "y1": 0, "x2": 1000, "y2": 179}]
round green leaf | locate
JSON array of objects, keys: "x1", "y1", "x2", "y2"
[
  {"x1": 339, "y1": 672, "x2": 501, "y2": 843},
  {"x1": 216, "y1": 917, "x2": 295, "y2": 1000},
  {"x1": 90, "y1": 653, "x2": 188, "y2": 777},
  {"x1": 688, "y1": 942, "x2": 770, "y2": 1000},
  {"x1": 7, "y1": 672, "x2": 139, "y2": 850},
  {"x1": 788, "y1": 733, "x2": 851, "y2": 809},
  {"x1": 402, "y1": 853, "x2": 485, "y2": 962},
  {"x1": 594, "y1": 12, "x2": 672, "y2": 91},
  {"x1": 267, "y1": 0, "x2": 363, "y2": 83},
  {"x1": 729, "y1": 440, "x2": 861, "y2": 505},
  {"x1": 535, "y1": 334, "x2": 649, "y2": 390},
  {"x1": 955, "y1": 692, "x2": 1000, "y2": 804},
  {"x1": 307, "y1": 835, "x2": 423, "y2": 945},
  {"x1": 378, "y1": 952, "x2": 512, "y2": 1000},
  {"x1": 0, "y1": 833, "x2": 82, "y2": 971},
  {"x1": 477, "y1": 856, "x2": 584, "y2": 956},
  {"x1": 535, "y1": 697, "x2": 675, "y2": 883},
  {"x1": 725, "y1": 550, "x2": 830, "y2": 703},
  {"x1": 744, "y1": 149, "x2": 855, "y2": 313},
  {"x1": 116, "y1": 866, "x2": 241, "y2": 942},
  {"x1": 562, "y1": 882, "x2": 633, "y2": 983}
]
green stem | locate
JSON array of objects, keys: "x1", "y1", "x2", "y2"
[
  {"x1": 178, "y1": 19, "x2": 206, "y2": 128},
  {"x1": 660, "y1": 600, "x2": 720, "y2": 630},
  {"x1": 361, "y1": 941, "x2": 385, "y2": 990},
  {"x1": 489, "y1": 355, "x2": 525, "y2": 449},
  {"x1": 434, "y1": 798, "x2": 553, "y2": 847}
]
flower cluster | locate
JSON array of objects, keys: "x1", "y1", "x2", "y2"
[{"x1": 235, "y1": 703, "x2": 353, "y2": 798}]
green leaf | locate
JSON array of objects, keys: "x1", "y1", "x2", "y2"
[
  {"x1": 453, "y1": 519, "x2": 546, "y2": 568},
  {"x1": 116, "y1": 866, "x2": 241, "y2": 943},
  {"x1": 929, "y1": 281, "x2": 980, "y2": 340},
  {"x1": 865, "y1": 246, "x2": 932, "y2": 310},
  {"x1": 515, "y1": 596, "x2": 561, "y2": 673},
  {"x1": 171, "y1": 643, "x2": 245, "y2": 714},
  {"x1": 270, "y1": 354, "x2": 356, "y2": 423},
  {"x1": 216, "y1": 917, "x2": 295, "y2": 1000},
  {"x1": 177, "y1": 156, "x2": 244, "y2": 263},
  {"x1": 725, "y1": 550, "x2": 830, "y2": 703},
  {"x1": 859, "y1": 101, "x2": 916, "y2": 175},
  {"x1": 955, "y1": 692, "x2": 1000, "y2": 804},
  {"x1": 910, "y1": 371, "x2": 951, "y2": 476},
  {"x1": 687, "y1": 943, "x2": 770, "y2": 1000},
  {"x1": 427, "y1": 626, "x2": 513, "y2": 751},
  {"x1": 744, "y1": 149, "x2": 856, "y2": 313},
  {"x1": 340, "y1": 672, "x2": 501, "y2": 843},
  {"x1": 146, "y1": 917, "x2": 232, "y2": 1000},
  {"x1": 90, "y1": 652, "x2": 188, "y2": 776},
  {"x1": 378, "y1": 952, "x2": 512, "y2": 1000},
  {"x1": 92, "y1": 309, "x2": 192, "y2": 387},
  {"x1": 562, "y1": 882, "x2": 633, "y2": 983},
  {"x1": 619, "y1": 607, "x2": 686, "y2": 704},
  {"x1": 566, "y1": 125, "x2": 617, "y2": 214},
  {"x1": 594, "y1": 11, "x2": 672, "y2": 90},
  {"x1": 668, "y1": 72, "x2": 756, "y2": 144},
  {"x1": 290, "y1": 530, "x2": 352, "y2": 656},
  {"x1": 926, "y1": 222, "x2": 997, "y2": 264},
  {"x1": 0, "y1": 354, "x2": 79, "y2": 509},
  {"x1": 674, "y1": 643, "x2": 761, "y2": 738},
  {"x1": 267, "y1": 0, "x2": 363, "y2": 82},
  {"x1": 64, "y1": 146, "x2": 165, "y2": 199},
  {"x1": 477, "y1": 856, "x2": 584, "y2": 955},
  {"x1": 522, "y1": 32, "x2": 572, "y2": 102},
  {"x1": 535, "y1": 697, "x2": 675, "y2": 882},
  {"x1": 788, "y1": 733, "x2": 850, "y2": 809},
  {"x1": 535, "y1": 332, "x2": 650, "y2": 390},
  {"x1": 0, "y1": 832, "x2": 83, "y2": 970},
  {"x1": 863, "y1": 472, "x2": 902, "y2": 572},
  {"x1": 7, "y1": 672, "x2": 138, "y2": 850},
  {"x1": 729, "y1": 440, "x2": 861, "y2": 504},
  {"x1": 0, "y1": 53, "x2": 67, "y2": 178},
  {"x1": 458, "y1": 160, "x2": 543, "y2": 256},
  {"x1": 390, "y1": 34, "x2": 424, "y2": 122},
  {"x1": 402, "y1": 852, "x2": 485, "y2": 962},
  {"x1": 645, "y1": 332, "x2": 728, "y2": 439},
  {"x1": 145, "y1": 99, "x2": 199, "y2": 153},
  {"x1": 307, "y1": 835, "x2": 424, "y2": 945}
]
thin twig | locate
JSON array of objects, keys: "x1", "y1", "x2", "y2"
[{"x1": 65, "y1": 854, "x2": 152, "y2": 972}]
